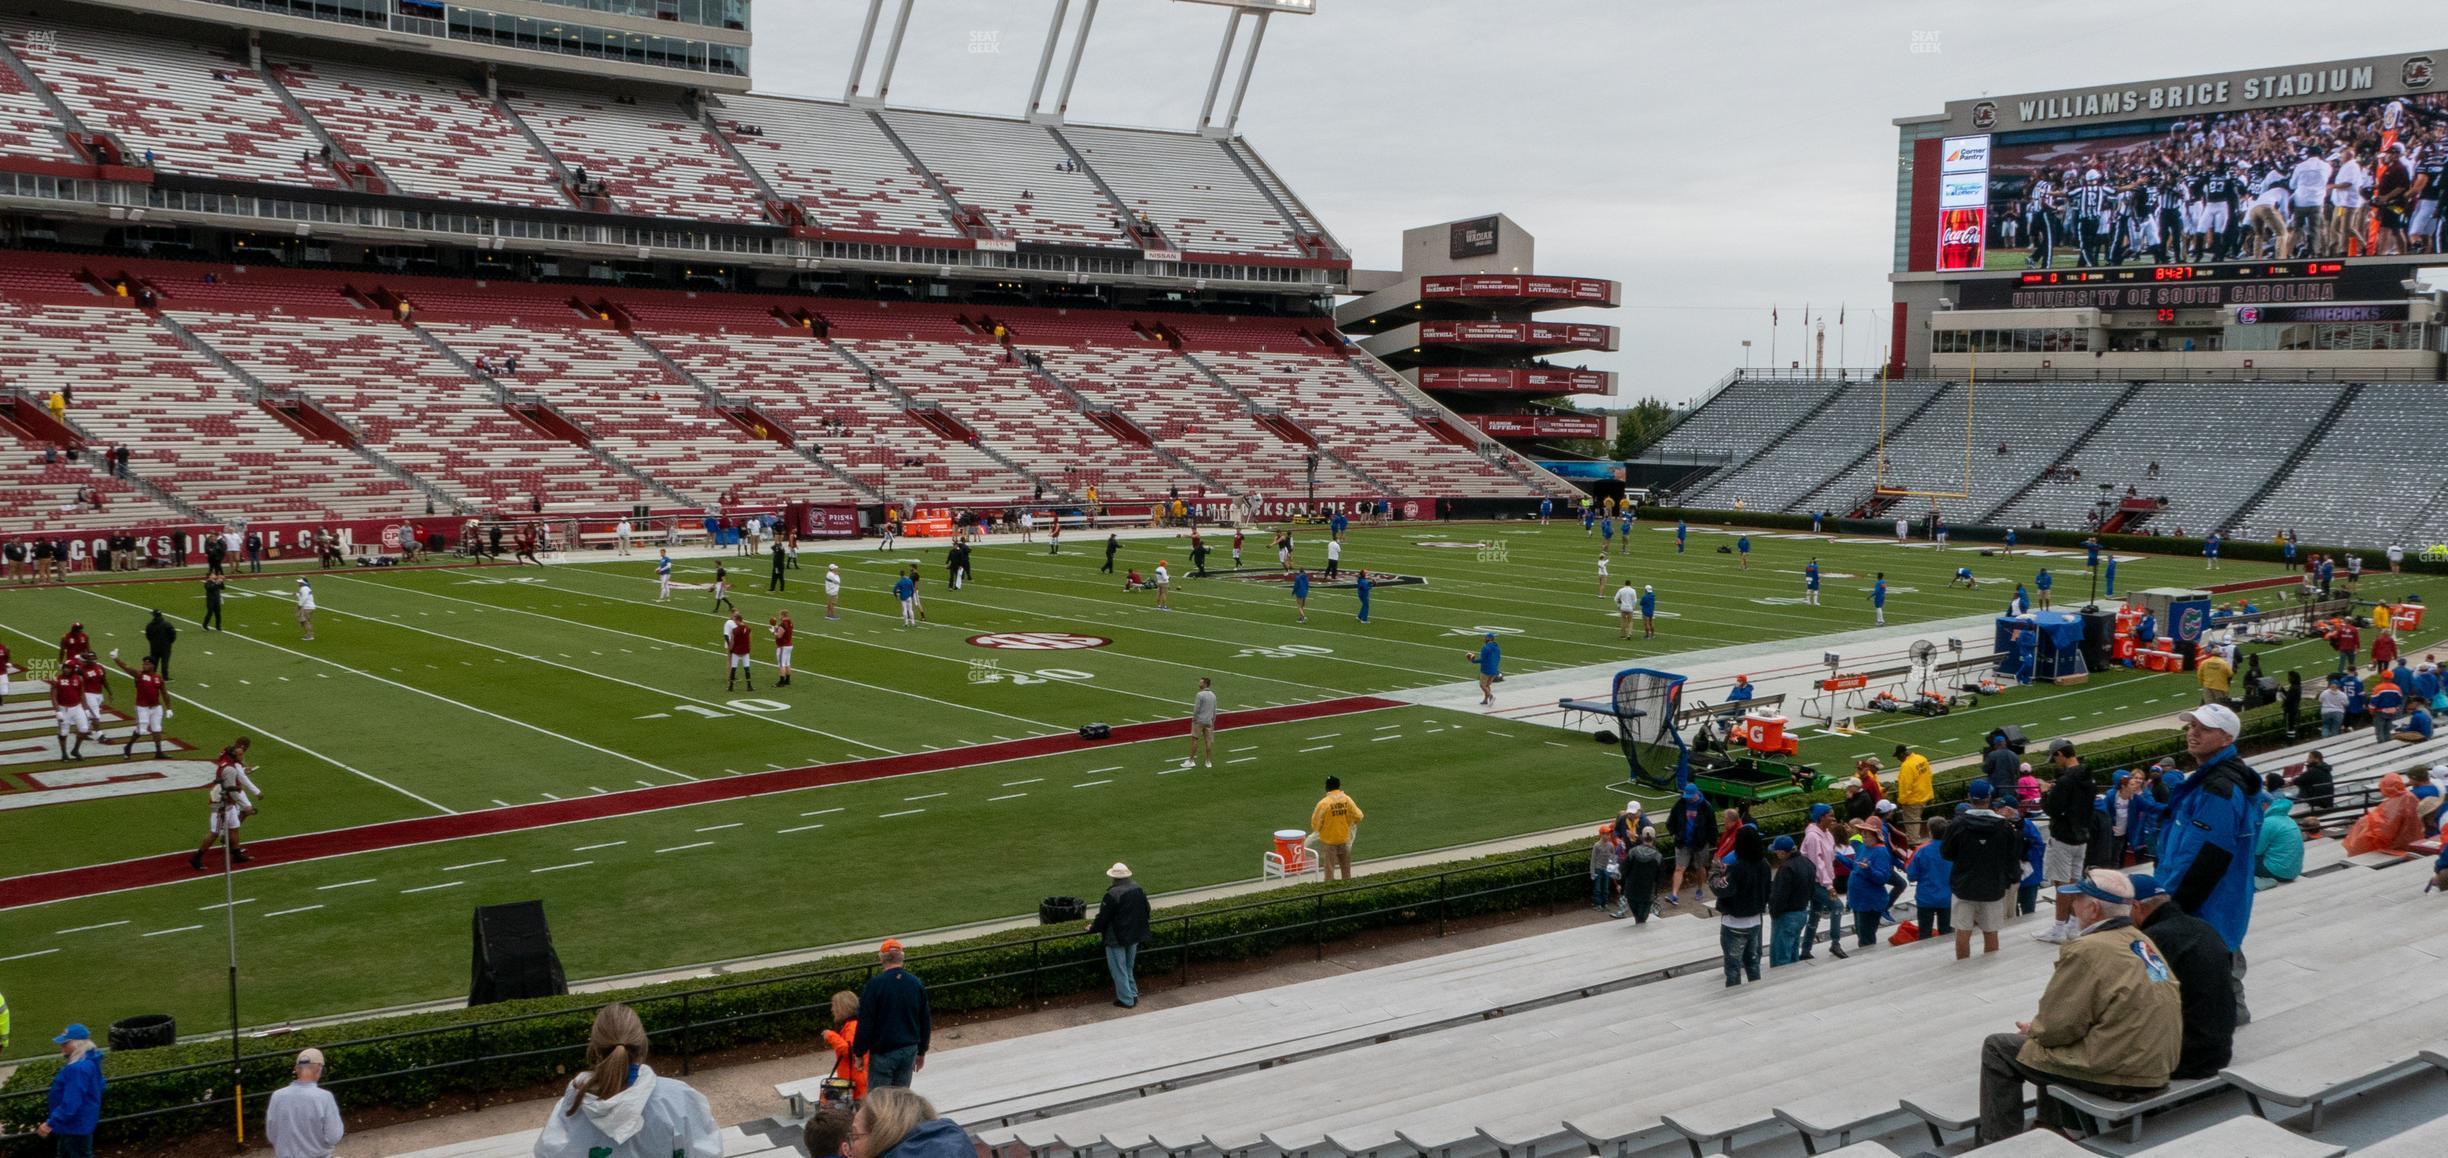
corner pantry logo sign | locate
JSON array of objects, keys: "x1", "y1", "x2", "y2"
[{"x1": 967, "y1": 632, "x2": 1112, "y2": 651}]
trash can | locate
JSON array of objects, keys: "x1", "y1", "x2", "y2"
[
  {"x1": 1038, "y1": 896, "x2": 1085, "y2": 925},
  {"x1": 108, "y1": 1014, "x2": 177, "y2": 1051}
]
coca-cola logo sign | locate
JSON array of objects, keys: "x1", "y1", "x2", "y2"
[{"x1": 1935, "y1": 207, "x2": 1986, "y2": 271}]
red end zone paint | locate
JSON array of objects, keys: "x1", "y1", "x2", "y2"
[{"x1": 0, "y1": 695, "x2": 1403, "y2": 910}]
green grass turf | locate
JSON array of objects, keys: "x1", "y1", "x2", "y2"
[{"x1": 0, "y1": 522, "x2": 2411, "y2": 1047}]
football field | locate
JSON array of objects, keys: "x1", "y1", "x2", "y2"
[{"x1": 0, "y1": 520, "x2": 2383, "y2": 1048}]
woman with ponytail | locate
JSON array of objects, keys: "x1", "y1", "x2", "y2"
[{"x1": 534, "y1": 1003, "x2": 721, "y2": 1158}]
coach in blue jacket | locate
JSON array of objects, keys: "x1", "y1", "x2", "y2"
[
  {"x1": 2157, "y1": 703, "x2": 2262, "y2": 1024},
  {"x1": 42, "y1": 1023, "x2": 104, "y2": 1155}
]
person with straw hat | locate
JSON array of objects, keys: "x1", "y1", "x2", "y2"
[{"x1": 1089, "y1": 862, "x2": 1151, "y2": 1009}]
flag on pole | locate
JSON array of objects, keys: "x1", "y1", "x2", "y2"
[
  {"x1": 1772, "y1": 304, "x2": 1778, "y2": 326},
  {"x1": 1839, "y1": 304, "x2": 1846, "y2": 325}
]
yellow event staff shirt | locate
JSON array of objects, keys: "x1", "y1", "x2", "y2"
[
  {"x1": 1310, "y1": 790, "x2": 1365, "y2": 846},
  {"x1": 1896, "y1": 753, "x2": 1935, "y2": 806}
]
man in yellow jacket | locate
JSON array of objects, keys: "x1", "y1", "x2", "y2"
[
  {"x1": 1310, "y1": 776, "x2": 1365, "y2": 882},
  {"x1": 1893, "y1": 743, "x2": 1935, "y2": 838},
  {"x1": 2197, "y1": 651, "x2": 2235, "y2": 705}
]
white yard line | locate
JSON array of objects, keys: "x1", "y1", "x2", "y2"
[
  {"x1": 263, "y1": 905, "x2": 325, "y2": 918},
  {"x1": 317, "y1": 879, "x2": 376, "y2": 891},
  {"x1": 69, "y1": 586, "x2": 695, "y2": 789},
  {"x1": 530, "y1": 862, "x2": 592, "y2": 874},
  {"x1": 312, "y1": 577, "x2": 899, "y2": 757},
  {"x1": 0, "y1": 611, "x2": 459, "y2": 816},
  {"x1": 358, "y1": 574, "x2": 1083, "y2": 730},
  {"x1": 400, "y1": 881, "x2": 463, "y2": 894},
  {"x1": 655, "y1": 842, "x2": 715, "y2": 854},
  {"x1": 442, "y1": 859, "x2": 506, "y2": 872},
  {"x1": 142, "y1": 924, "x2": 203, "y2": 937}
]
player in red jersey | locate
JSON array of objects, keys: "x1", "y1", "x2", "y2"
[
  {"x1": 0, "y1": 639, "x2": 12, "y2": 700},
  {"x1": 768, "y1": 610, "x2": 796, "y2": 687},
  {"x1": 190, "y1": 737, "x2": 259, "y2": 869},
  {"x1": 768, "y1": 604, "x2": 798, "y2": 685},
  {"x1": 59, "y1": 621, "x2": 89, "y2": 664},
  {"x1": 51, "y1": 660, "x2": 91, "y2": 760},
  {"x1": 723, "y1": 610, "x2": 755, "y2": 691},
  {"x1": 514, "y1": 523, "x2": 543, "y2": 566},
  {"x1": 77, "y1": 650, "x2": 107, "y2": 723},
  {"x1": 112, "y1": 652, "x2": 168, "y2": 760}
]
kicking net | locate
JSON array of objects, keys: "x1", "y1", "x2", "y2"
[{"x1": 1611, "y1": 667, "x2": 1690, "y2": 790}]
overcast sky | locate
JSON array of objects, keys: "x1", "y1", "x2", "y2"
[{"x1": 750, "y1": 1, "x2": 2432, "y2": 407}]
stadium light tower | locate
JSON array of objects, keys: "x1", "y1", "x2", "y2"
[{"x1": 1177, "y1": 0, "x2": 1318, "y2": 136}]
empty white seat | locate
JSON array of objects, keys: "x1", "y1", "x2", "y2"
[
  {"x1": 2, "y1": 17, "x2": 338, "y2": 188},
  {"x1": 504, "y1": 85, "x2": 766, "y2": 224},
  {"x1": 1060, "y1": 124, "x2": 1307, "y2": 259},
  {"x1": 715, "y1": 93, "x2": 965, "y2": 241},
  {"x1": 2130, "y1": 1114, "x2": 2344, "y2": 1158},
  {"x1": 883, "y1": 108, "x2": 1129, "y2": 248},
  {"x1": 271, "y1": 57, "x2": 566, "y2": 209}
]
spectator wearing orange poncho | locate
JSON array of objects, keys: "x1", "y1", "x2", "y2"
[
  {"x1": 822, "y1": 990, "x2": 869, "y2": 1100},
  {"x1": 2343, "y1": 772, "x2": 2428, "y2": 856}
]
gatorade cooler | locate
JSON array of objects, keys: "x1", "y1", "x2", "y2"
[
  {"x1": 1273, "y1": 829, "x2": 1308, "y2": 866},
  {"x1": 2396, "y1": 604, "x2": 2426, "y2": 632},
  {"x1": 1734, "y1": 712, "x2": 1798, "y2": 757}
]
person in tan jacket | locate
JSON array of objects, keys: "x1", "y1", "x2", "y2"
[
  {"x1": 1309, "y1": 777, "x2": 1365, "y2": 882},
  {"x1": 1976, "y1": 869, "x2": 2182, "y2": 1143}
]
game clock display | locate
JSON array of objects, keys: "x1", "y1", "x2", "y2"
[{"x1": 2016, "y1": 260, "x2": 2346, "y2": 287}]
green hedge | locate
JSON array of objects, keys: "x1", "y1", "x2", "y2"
[
  {"x1": 0, "y1": 694, "x2": 2291, "y2": 1152},
  {"x1": 0, "y1": 843, "x2": 1590, "y2": 1151},
  {"x1": 1640, "y1": 505, "x2": 2448, "y2": 578}
]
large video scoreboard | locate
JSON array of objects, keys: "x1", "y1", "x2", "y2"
[{"x1": 1899, "y1": 50, "x2": 2446, "y2": 282}]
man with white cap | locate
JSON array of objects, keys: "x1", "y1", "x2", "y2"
[
  {"x1": 1976, "y1": 868, "x2": 2181, "y2": 1144},
  {"x1": 2156, "y1": 702, "x2": 2264, "y2": 1024},
  {"x1": 264, "y1": 1047, "x2": 344, "y2": 1157},
  {"x1": 822, "y1": 563, "x2": 841, "y2": 619},
  {"x1": 1087, "y1": 862, "x2": 1150, "y2": 1009},
  {"x1": 293, "y1": 578, "x2": 316, "y2": 641}
]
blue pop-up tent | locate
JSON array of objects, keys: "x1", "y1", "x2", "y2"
[{"x1": 1995, "y1": 611, "x2": 2089, "y2": 683}]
